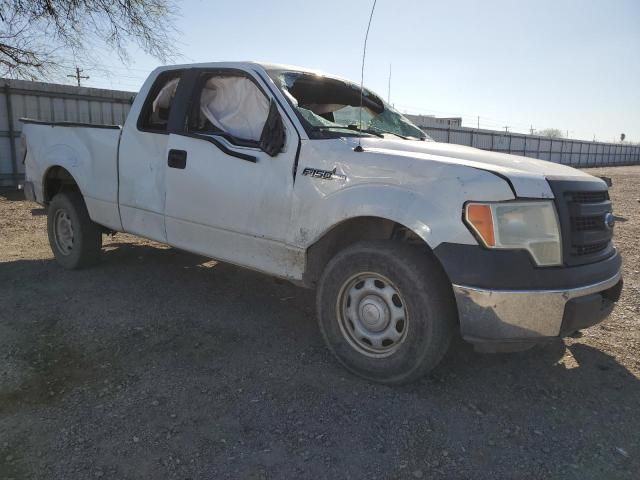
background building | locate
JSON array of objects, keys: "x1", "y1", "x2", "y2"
[{"x1": 404, "y1": 114, "x2": 462, "y2": 128}]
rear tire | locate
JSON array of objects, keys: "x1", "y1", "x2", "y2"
[
  {"x1": 47, "y1": 191, "x2": 102, "y2": 269},
  {"x1": 316, "y1": 241, "x2": 457, "y2": 384}
]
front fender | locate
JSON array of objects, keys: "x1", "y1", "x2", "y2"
[{"x1": 292, "y1": 165, "x2": 515, "y2": 249}]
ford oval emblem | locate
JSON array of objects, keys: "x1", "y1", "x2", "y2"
[{"x1": 604, "y1": 212, "x2": 615, "y2": 230}]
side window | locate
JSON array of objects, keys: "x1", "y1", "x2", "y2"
[
  {"x1": 188, "y1": 74, "x2": 270, "y2": 144},
  {"x1": 138, "y1": 72, "x2": 181, "y2": 132}
]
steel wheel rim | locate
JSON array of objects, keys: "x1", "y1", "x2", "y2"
[
  {"x1": 53, "y1": 209, "x2": 74, "y2": 256},
  {"x1": 336, "y1": 272, "x2": 409, "y2": 357}
]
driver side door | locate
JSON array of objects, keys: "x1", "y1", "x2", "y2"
[{"x1": 163, "y1": 68, "x2": 303, "y2": 279}]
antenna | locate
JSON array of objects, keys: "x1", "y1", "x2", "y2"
[
  {"x1": 387, "y1": 63, "x2": 392, "y2": 104},
  {"x1": 355, "y1": 0, "x2": 378, "y2": 153}
]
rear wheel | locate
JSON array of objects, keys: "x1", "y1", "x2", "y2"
[
  {"x1": 317, "y1": 241, "x2": 457, "y2": 384},
  {"x1": 47, "y1": 191, "x2": 102, "y2": 269}
]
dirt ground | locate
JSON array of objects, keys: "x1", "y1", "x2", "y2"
[{"x1": 0, "y1": 166, "x2": 638, "y2": 479}]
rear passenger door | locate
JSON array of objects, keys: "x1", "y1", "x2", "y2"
[
  {"x1": 163, "y1": 68, "x2": 303, "y2": 278},
  {"x1": 119, "y1": 70, "x2": 183, "y2": 242}
]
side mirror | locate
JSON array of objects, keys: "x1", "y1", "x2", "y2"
[{"x1": 259, "y1": 100, "x2": 286, "y2": 157}]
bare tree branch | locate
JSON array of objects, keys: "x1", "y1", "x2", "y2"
[{"x1": 0, "y1": 0, "x2": 180, "y2": 79}]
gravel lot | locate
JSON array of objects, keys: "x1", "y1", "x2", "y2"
[{"x1": 1, "y1": 166, "x2": 639, "y2": 479}]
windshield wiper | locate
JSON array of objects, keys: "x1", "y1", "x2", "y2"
[
  {"x1": 311, "y1": 125, "x2": 413, "y2": 140},
  {"x1": 310, "y1": 125, "x2": 383, "y2": 137}
]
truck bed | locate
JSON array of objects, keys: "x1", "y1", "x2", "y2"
[{"x1": 21, "y1": 118, "x2": 123, "y2": 231}]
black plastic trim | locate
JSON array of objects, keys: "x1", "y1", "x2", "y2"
[
  {"x1": 293, "y1": 138, "x2": 302, "y2": 180},
  {"x1": 23, "y1": 180, "x2": 36, "y2": 202},
  {"x1": 20, "y1": 118, "x2": 121, "y2": 129},
  {"x1": 434, "y1": 242, "x2": 621, "y2": 290},
  {"x1": 174, "y1": 132, "x2": 257, "y2": 163},
  {"x1": 167, "y1": 149, "x2": 187, "y2": 169},
  {"x1": 559, "y1": 281, "x2": 621, "y2": 336},
  {"x1": 213, "y1": 132, "x2": 260, "y2": 149},
  {"x1": 167, "y1": 69, "x2": 199, "y2": 134},
  {"x1": 258, "y1": 100, "x2": 286, "y2": 157},
  {"x1": 547, "y1": 178, "x2": 614, "y2": 266}
]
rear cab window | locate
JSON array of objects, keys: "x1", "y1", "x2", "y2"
[{"x1": 137, "y1": 71, "x2": 183, "y2": 133}]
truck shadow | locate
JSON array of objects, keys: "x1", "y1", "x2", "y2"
[
  {"x1": 0, "y1": 188, "x2": 25, "y2": 201},
  {"x1": 1, "y1": 240, "x2": 638, "y2": 477}
]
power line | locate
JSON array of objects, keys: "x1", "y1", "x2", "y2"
[{"x1": 58, "y1": 61, "x2": 155, "y2": 74}]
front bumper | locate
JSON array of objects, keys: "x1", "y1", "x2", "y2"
[{"x1": 453, "y1": 271, "x2": 623, "y2": 350}]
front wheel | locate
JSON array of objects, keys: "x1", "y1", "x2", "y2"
[
  {"x1": 316, "y1": 241, "x2": 457, "y2": 384},
  {"x1": 47, "y1": 191, "x2": 102, "y2": 269}
]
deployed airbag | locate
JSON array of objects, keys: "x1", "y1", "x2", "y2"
[
  {"x1": 153, "y1": 78, "x2": 179, "y2": 112},
  {"x1": 200, "y1": 76, "x2": 269, "y2": 141}
]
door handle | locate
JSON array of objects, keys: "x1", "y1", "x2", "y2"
[{"x1": 168, "y1": 149, "x2": 187, "y2": 169}]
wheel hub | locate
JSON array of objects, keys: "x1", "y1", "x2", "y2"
[
  {"x1": 337, "y1": 272, "x2": 409, "y2": 357},
  {"x1": 359, "y1": 295, "x2": 390, "y2": 332},
  {"x1": 53, "y1": 209, "x2": 74, "y2": 255}
]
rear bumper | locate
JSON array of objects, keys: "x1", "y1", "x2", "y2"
[{"x1": 453, "y1": 271, "x2": 623, "y2": 350}]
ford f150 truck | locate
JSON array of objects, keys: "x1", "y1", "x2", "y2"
[{"x1": 21, "y1": 62, "x2": 623, "y2": 384}]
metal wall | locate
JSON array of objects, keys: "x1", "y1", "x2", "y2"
[
  {"x1": 1, "y1": 78, "x2": 639, "y2": 187},
  {"x1": 1, "y1": 78, "x2": 134, "y2": 187},
  {"x1": 420, "y1": 126, "x2": 640, "y2": 167}
]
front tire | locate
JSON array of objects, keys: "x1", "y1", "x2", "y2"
[
  {"x1": 47, "y1": 191, "x2": 102, "y2": 269},
  {"x1": 317, "y1": 241, "x2": 457, "y2": 384}
]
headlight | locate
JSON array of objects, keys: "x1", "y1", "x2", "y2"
[{"x1": 464, "y1": 200, "x2": 562, "y2": 266}]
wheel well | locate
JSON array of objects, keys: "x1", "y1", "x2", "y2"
[
  {"x1": 43, "y1": 166, "x2": 80, "y2": 204},
  {"x1": 303, "y1": 216, "x2": 430, "y2": 288}
]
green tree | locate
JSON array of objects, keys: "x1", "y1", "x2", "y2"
[{"x1": 537, "y1": 128, "x2": 564, "y2": 139}]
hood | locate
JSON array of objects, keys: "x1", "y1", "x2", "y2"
[{"x1": 350, "y1": 137, "x2": 604, "y2": 198}]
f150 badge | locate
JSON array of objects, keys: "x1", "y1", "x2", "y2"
[{"x1": 302, "y1": 167, "x2": 347, "y2": 181}]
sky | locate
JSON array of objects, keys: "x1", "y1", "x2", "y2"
[{"x1": 78, "y1": 0, "x2": 640, "y2": 142}]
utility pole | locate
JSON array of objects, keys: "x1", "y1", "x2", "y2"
[
  {"x1": 67, "y1": 66, "x2": 89, "y2": 87},
  {"x1": 503, "y1": 126, "x2": 510, "y2": 133},
  {"x1": 530, "y1": 125, "x2": 535, "y2": 135},
  {"x1": 477, "y1": 116, "x2": 480, "y2": 129}
]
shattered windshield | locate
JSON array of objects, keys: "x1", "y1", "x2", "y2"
[{"x1": 267, "y1": 70, "x2": 430, "y2": 141}]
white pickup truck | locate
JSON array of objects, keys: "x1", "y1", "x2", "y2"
[{"x1": 21, "y1": 62, "x2": 623, "y2": 384}]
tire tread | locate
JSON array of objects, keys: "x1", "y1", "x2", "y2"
[
  {"x1": 316, "y1": 240, "x2": 457, "y2": 384},
  {"x1": 47, "y1": 191, "x2": 102, "y2": 269}
]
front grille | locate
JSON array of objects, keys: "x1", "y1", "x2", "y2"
[
  {"x1": 547, "y1": 179, "x2": 614, "y2": 266},
  {"x1": 575, "y1": 242, "x2": 609, "y2": 256},
  {"x1": 572, "y1": 215, "x2": 605, "y2": 231},
  {"x1": 570, "y1": 191, "x2": 609, "y2": 204}
]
